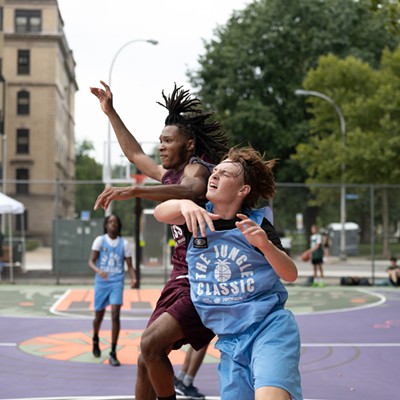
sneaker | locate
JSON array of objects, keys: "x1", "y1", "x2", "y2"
[
  {"x1": 92, "y1": 339, "x2": 101, "y2": 358},
  {"x1": 179, "y1": 383, "x2": 205, "y2": 400},
  {"x1": 174, "y1": 377, "x2": 185, "y2": 396},
  {"x1": 319, "y1": 281, "x2": 325, "y2": 288},
  {"x1": 108, "y1": 352, "x2": 121, "y2": 366}
]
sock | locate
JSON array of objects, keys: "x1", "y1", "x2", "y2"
[
  {"x1": 183, "y1": 374, "x2": 194, "y2": 387},
  {"x1": 157, "y1": 395, "x2": 176, "y2": 400},
  {"x1": 111, "y1": 343, "x2": 117, "y2": 354},
  {"x1": 93, "y1": 334, "x2": 99, "y2": 343},
  {"x1": 177, "y1": 370, "x2": 186, "y2": 381}
]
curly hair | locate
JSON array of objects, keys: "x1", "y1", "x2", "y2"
[
  {"x1": 157, "y1": 84, "x2": 228, "y2": 164},
  {"x1": 222, "y1": 146, "x2": 277, "y2": 210}
]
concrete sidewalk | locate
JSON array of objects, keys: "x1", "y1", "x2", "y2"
[{"x1": 1, "y1": 246, "x2": 390, "y2": 285}]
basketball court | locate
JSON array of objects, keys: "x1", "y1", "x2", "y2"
[{"x1": 1, "y1": 285, "x2": 399, "y2": 400}]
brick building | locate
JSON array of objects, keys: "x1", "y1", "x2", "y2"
[{"x1": 0, "y1": 0, "x2": 77, "y2": 245}]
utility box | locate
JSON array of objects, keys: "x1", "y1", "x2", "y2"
[
  {"x1": 52, "y1": 218, "x2": 104, "y2": 275},
  {"x1": 327, "y1": 222, "x2": 360, "y2": 256},
  {"x1": 141, "y1": 209, "x2": 167, "y2": 267}
]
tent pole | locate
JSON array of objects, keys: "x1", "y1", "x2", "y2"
[{"x1": 8, "y1": 213, "x2": 12, "y2": 283}]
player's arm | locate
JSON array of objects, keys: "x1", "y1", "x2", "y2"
[
  {"x1": 94, "y1": 162, "x2": 210, "y2": 210},
  {"x1": 154, "y1": 199, "x2": 220, "y2": 237},
  {"x1": 88, "y1": 249, "x2": 107, "y2": 279},
  {"x1": 90, "y1": 80, "x2": 165, "y2": 181},
  {"x1": 125, "y1": 256, "x2": 137, "y2": 288}
]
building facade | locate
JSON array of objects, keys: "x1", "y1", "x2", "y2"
[{"x1": 1, "y1": 0, "x2": 77, "y2": 245}]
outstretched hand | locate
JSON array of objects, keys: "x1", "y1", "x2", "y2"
[
  {"x1": 180, "y1": 201, "x2": 220, "y2": 238},
  {"x1": 235, "y1": 213, "x2": 268, "y2": 249},
  {"x1": 94, "y1": 186, "x2": 135, "y2": 210},
  {"x1": 90, "y1": 80, "x2": 113, "y2": 114}
]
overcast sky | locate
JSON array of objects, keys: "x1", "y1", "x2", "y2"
[{"x1": 57, "y1": 0, "x2": 249, "y2": 173}]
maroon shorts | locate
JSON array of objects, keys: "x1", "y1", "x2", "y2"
[{"x1": 147, "y1": 276, "x2": 215, "y2": 351}]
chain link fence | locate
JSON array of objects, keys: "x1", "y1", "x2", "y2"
[{"x1": 2, "y1": 179, "x2": 400, "y2": 284}]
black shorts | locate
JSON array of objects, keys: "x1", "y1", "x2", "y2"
[{"x1": 147, "y1": 276, "x2": 215, "y2": 350}]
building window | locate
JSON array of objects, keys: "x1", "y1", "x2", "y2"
[
  {"x1": 17, "y1": 90, "x2": 30, "y2": 115},
  {"x1": 16, "y1": 168, "x2": 29, "y2": 194},
  {"x1": 17, "y1": 50, "x2": 30, "y2": 75},
  {"x1": 15, "y1": 10, "x2": 42, "y2": 33},
  {"x1": 16, "y1": 129, "x2": 29, "y2": 154}
]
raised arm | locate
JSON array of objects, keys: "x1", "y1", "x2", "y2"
[{"x1": 90, "y1": 80, "x2": 164, "y2": 181}]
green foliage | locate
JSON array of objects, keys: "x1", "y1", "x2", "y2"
[
  {"x1": 189, "y1": 0, "x2": 399, "y2": 183},
  {"x1": 370, "y1": 0, "x2": 400, "y2": 35},
  {"x1": 294, "y1": 48, "x2": 400, "y2": 186},
  {"x1": 75, "y1": 140, "x2": 104, "y2": 219}
]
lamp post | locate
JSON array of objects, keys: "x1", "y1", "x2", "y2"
[
  {"x1": 295, "y1": 89, "x2": 347, "y2": 260},
  {"x1": 0, "y1": 70, "x2": 7, "y2": 235},
  {"x1": 104, "y1": 38, "x2": 158, "y2": 215}
]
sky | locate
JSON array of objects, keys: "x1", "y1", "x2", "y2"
[{"x1": 57, "y1": 0, "x2": 250, "y2": 175}]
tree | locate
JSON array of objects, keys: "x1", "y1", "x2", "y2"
[
  {"x1": 75, "y1": 140, "x2": 104, "y2": 219},
  {"x1": 189, "y1": 0, "x2": 399, "y2": 183},
  {"x1": 188, "y1": 0, "x2": 399, "y2": 235},
  {"x1": 293, "y1": 48, "x2": 400, "y2": 256}
]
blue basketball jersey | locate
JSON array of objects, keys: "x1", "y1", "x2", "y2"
[
  {"x1": 187, "y1": 203, "x2": 288, "y2": 335},
  {"x1": 95, "y1": 235, "x2": 125, "y2": 284}
]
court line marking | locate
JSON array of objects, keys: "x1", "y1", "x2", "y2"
[
  {"x1": 295, "y1": 288, "x2": 386, "y2": 315},
  {"x1": 0, "y1": 397, "x2": 325, "y2": 400},
  {"x1": 302, "y1": 342, "x2": 400, "y2": 347}
]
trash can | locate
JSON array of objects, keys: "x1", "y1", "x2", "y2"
[{"x1": 327, "y1": 222, "x2": 360, "y2": 256}]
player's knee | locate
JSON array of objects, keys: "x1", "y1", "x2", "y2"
[{"x1": 140, "y1": 331, "x2": 161, "y2": 361}]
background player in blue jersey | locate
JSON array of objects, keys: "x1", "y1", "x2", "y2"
[
  {"x1": 88, "y1": 214, "x2": 136, "y2": 366},
  {"x1": 154, "y1": 146, "x2": 303, "y2": 400}
]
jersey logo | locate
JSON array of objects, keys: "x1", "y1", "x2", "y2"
[{"x1": 193, "y1": 238, "x2": 208, "y2": 248}]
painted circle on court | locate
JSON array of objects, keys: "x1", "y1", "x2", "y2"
[{"x1": 18, "y1": 329, "x2": 220, "y2": 365}]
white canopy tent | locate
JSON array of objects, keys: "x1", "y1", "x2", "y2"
[{"x1": 0, "y1": 192, "x2": 25, "y2": 282}]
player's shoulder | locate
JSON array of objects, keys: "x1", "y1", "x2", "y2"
[{"x1": 183, "y1": 160, "x2": 212, "y2": 177}]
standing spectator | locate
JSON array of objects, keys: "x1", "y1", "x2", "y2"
[
  {"x1": 88, "y1": 214, "x2": 136, "y2": 366},
  {"x1": 304, "y1": 225, "x2": 325, "y2": 287}
]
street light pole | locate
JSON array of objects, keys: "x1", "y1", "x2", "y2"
[
  {"x1": 104, "y1": 39, "x2": 158, "y2": 215},
  {"x1": 0, "y1": 70, "x2": 7, "y2": 234},
  {"x1": 295, "y1": 89, "x2": 347, "y2": 260}
]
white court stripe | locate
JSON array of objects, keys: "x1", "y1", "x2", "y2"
[
  {"x1": 302, "y1": 342, "x2": 400, "y2": 347},
  {"x1": 0, "y1": 342, "x2": 17, "y2": 346}
]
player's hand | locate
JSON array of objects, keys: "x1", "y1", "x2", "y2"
[
  {"x1": 236, "y1": 213, "x2": 268, "y2": 249},
  {"x1": 98, "y1": 270, "x2": 108, "y2": 280},
  {"x1": 130, "y1": 279, "x2": 137, "y2": 289},
  {"x1": 94, "y1": 186, "x2": 135, "y2": 210},
  {"x1": 90, "y1": 80, "x2": 113, "y2": 114},
  {"x1": 180, "y1": 200, "x2": 220, "y2": 238}
]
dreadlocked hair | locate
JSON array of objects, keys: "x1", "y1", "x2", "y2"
[
  {"x1": 157, "y1": 83, "x2": 228, "y2": 164},
  {"x1": 222, "y1": 146, "x2": 277, "y2": 210}
]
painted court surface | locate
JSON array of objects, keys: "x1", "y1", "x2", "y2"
[{"x1": 0, "y1": 285, "x2": 399, "y2": 400}]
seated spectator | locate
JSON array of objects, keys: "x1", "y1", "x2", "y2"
[{"x1": 386, "y1": 257, "x2": 400, "y2": 287}]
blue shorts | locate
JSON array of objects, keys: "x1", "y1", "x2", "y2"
[
  {"x1": 94, "y1": 280, "x2": 123, "y2": 311},
  {"x1": 215, "y1": 308, "x2": 303, "y2": 400}
]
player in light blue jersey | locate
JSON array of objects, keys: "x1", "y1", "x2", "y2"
[
  {"x1": 88, "y1": 214, "x2": 136, "y2": 366},
  {"x1": 154, "y1": 146, "x2": 303, "y2": 400}
]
